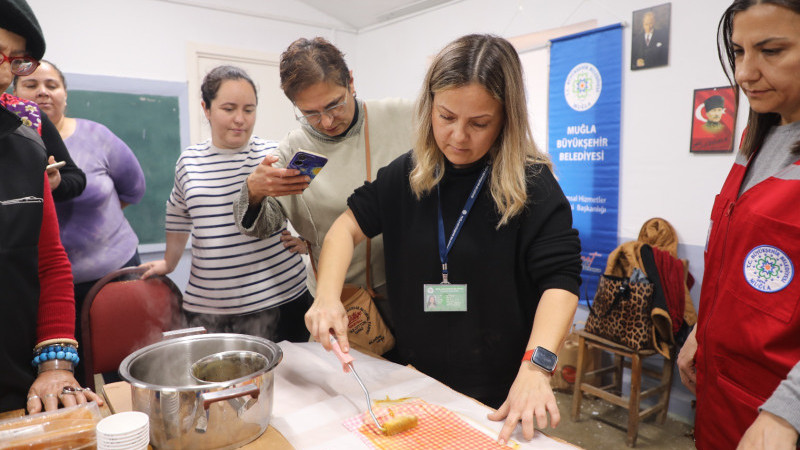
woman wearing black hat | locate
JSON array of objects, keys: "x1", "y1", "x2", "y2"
[
  {"x1": 0, "y1": 0, "x2": 103, "y2": 413},
  {"x1": 0, "y1": 1, "x2": 85, "y2": 202}
]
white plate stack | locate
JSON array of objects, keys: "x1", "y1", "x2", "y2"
[{"x1": 96, "y1": 411, "x2": 150, "y2": 450}]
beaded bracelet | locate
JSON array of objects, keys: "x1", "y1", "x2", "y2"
[{"x1": 31, "y1": 344, "x2": 80, "y2": 368}]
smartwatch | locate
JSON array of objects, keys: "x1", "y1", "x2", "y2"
[{"x1": 522, "y1": 346, "x2": 558, "y2": 374}]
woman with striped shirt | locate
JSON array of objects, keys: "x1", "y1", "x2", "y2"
[{"x1": 140, "y1": 65, "x2": 311, "y2": 341}]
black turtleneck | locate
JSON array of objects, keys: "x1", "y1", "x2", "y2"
[
  {"x1": 334, "y1": 98, "x2": 360, "y2": 138},
  {"x1": 346, "y1": 150, "x2": 581, "y2": 407}
]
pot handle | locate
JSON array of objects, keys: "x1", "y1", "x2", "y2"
[
  {"x1": 201, "y1": 384, "x2": 260, "y2": 410},
  {"x1": 162, "y1": 327, "x2": 207, "y2": 340}
]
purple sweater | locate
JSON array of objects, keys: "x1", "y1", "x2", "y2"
[{"x1": 56, "y1": 119, "x2": 145, "y2": 283}]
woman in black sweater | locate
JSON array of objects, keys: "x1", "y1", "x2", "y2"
[{"x1": 305, "y1": 34, "x2": 581, "y2": 446}]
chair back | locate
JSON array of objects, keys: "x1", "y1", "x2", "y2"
[{"x1": 80, "y1": 267, "x2": 182, "y2": 388}]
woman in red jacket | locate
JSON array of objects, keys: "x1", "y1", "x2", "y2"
[
  {"x1": 677, "y1": 1, "x2": 800, "y2": 448},
  {"x1": 0, "y1": 0, "x2": 103, "y2": 413}
]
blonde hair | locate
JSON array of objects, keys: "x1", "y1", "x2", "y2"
[{"x1": 410, "y1": 34, "x2": 551, "y2": 227}]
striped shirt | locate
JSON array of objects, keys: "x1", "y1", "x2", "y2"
[{"x1": 166, "y1": 138, "x2": 307, "y2": 314}]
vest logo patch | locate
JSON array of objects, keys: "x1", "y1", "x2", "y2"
[{"x1": 743, "y1": 245, "x2": 794, "y2": 293}]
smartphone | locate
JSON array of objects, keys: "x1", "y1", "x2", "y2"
[
  {"x1": 46, "y1": 161, "x2": 66, "y2": 171},
  {"x1": 287, "y1": 149, "x2": 328, "y2": 181}
]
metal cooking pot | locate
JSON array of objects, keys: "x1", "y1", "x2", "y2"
[
  {"x1": 190, "y1": 350, "x2": 268, "y2": 384},
  {"x1": 119, "y1": 333, "x2": 282, "y2": 449}
]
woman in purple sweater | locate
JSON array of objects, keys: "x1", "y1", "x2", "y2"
[{"x1": 14, "y1": 60, "x2": 146, "y2": 378}]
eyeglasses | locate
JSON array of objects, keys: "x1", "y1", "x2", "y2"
[
  {"x1": 0, "y1": 52, "x2": 39, "y2": 76},
  {"x1": 294, "y1": 95, "x2": 348, "y2": 126}
]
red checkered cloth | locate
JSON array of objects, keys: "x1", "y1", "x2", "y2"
[{"x1": 342, "y1": 399, "x2": 514, "y2": 449}]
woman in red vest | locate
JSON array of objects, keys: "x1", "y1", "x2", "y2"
[{"x1": 677, "y1": 1, "x2": 800, "y2": 448}]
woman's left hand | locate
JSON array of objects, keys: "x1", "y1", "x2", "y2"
[
  {"x1": 280, "y1": 230, "x2": 307, "y2": 254},
  {"x1": 488, "y1": 363, "x2": 559, "y2": 445},
  {"x1": 26, "y1": 370, "x2": 105, "y2": 414}
]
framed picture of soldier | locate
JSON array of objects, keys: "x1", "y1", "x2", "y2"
[
  {"x1": 631, "y1": 3, "x2": 671, "y2": 70},
  {"x1": 690, "y1": 86, "x2": 737, "y2": 153}
]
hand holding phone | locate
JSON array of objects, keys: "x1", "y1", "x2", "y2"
[
  {"x1": 46, "y1": 161, "x2": 66, "y2": 171},
  {"x1": 287, "y1": 149, "x2": 328, "y2": 181}
]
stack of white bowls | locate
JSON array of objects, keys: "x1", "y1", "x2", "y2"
[{"x1": 96, "y1": 411, "x2": 150, "y2": 450}]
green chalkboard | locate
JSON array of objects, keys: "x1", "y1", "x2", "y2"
[{"x1": 66, "y1": 91, "x2": 181, "y2": 244}]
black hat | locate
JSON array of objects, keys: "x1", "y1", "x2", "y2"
[
  {"x1": 0, "y1": 0, "x2": 45, "y2": 60},
  {"x1": 704, "y1": 95, "x2": 724, "y2": 111}
]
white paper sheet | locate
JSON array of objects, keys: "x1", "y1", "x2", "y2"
[{"x1": 272, "y1": 342, "x2": 578, "y2": 449}]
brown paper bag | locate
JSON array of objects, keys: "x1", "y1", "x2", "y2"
[
  {"x1": 551, "y1": 326, "x2": 601, "y2": 392},
  {"x1": 341, "y1": 285, "x2": 395, "y2": 355}
]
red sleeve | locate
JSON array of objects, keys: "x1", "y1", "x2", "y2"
[{"x1": 36, "y1": 173, "x2": 76, "y2": 343}]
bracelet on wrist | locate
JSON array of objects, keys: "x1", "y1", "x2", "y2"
[
  {"x1": 37, "y1": 359, "x2": 75, "y2": 374},
  {"x1": 31, "y1": 343, "x2": 80, "y2": 368},
  {"x1": 34, "y1": 338, "x2": 78, "y2": 352}
]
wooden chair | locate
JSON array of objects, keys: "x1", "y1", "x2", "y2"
[
  {"x1": 80, "y1": 267, "x2": 183, "y2": 390},
  {"x1": 570, "y1": 329, "x2": 674, "y2": 447}
]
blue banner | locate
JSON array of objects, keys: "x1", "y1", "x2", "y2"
[{"x1": 548, "y1": 24, "x2": 622, "y2": 302}]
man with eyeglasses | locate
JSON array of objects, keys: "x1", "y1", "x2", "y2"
[{"x1": 234, "y1": 37, "x2": 414, "y2": 346}]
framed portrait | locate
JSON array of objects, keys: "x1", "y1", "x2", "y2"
[
  {"x1": 690, "y1": 86, "x2": 737, "y2": 153},
  {"x1": 631, "y1": 3, "x2": 671, "y2": 70}
]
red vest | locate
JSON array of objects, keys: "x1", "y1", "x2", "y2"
[{"x1": 695, "y1": 152, "x2": 800, "y2": 449}]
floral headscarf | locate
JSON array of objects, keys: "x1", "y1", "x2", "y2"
[{"x1": 0, "y1": 92, "x2": 42, "y2": 135}]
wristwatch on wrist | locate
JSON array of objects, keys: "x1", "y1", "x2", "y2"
[{"x1": 522, "y1": 346, "x2": 558, "y2": 374}]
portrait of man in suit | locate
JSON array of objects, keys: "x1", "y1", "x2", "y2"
[{"x1": 631, "y1": 3, "x2": 671, "y2": 70}]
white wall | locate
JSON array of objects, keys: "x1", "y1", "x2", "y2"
[{"x1": 29, "y1": 0, "x2": 358, "y2": 83}]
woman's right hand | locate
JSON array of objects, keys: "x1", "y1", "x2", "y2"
[
  {"x1": 305, "y1": 297, "x2": 349, "y2": 352},
  {"x1": 677, "y1": 324, "x2": 698, "y2": 394},
  {"x1": 138, "y1": 260, "x2": 172, "y2": 279},
  {"x1": 45, "y1": 156, "x2": 62, "y2": 191},
  {"x1": 246, "y1": 155, "x2": 310, "y2": 205}
]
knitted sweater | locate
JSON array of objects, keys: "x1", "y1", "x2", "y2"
[
  {"x1": 234, "y1": 97, "x2": 414, "y2": 294},
  {"x1": 347, "y1": 152, "x2": 582, "y2": 406}
]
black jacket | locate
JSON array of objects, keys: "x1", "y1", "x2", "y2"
[
  {"x1": 0, "y1": 105, "x2": 46, "y2": 412},
  {"x1": 39, "y1": 113, "x2": 86, "y2": 201}
]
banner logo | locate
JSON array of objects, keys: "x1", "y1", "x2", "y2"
[
  {"x1": 743, "y1": 245, "x2": 794, "y2": 293},
  {"x1": 564, "y1": 63, "x2": 602, "y2": 111}
]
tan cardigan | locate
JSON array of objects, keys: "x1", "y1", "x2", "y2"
[{"x1": 234, "y1": 97, "x2": 414, "y2": 295}]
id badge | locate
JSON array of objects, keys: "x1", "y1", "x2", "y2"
[{"x1": 423, "y1": 284, "x2": 467, "y2": 312}]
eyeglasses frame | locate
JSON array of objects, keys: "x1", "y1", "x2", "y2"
[
  {"x1": 293, "y1": 94, "x2": 349, "y2": 126},
  {"x1": 0, "y1": 52, "x2": 40, "y2": 76}
]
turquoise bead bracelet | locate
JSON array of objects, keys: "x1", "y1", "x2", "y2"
[{"x1": 31, "y1": 344, "x2": 79, "y2": 367}]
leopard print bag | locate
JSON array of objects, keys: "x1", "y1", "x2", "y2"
[{"x1": 585, "y1": 275, "x2": 655, "y2": 350}]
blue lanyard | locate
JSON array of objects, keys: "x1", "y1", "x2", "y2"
[{"x1": 436, "y1": 163, "x2": 491, "y2": 283}]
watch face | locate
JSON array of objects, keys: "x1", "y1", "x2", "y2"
[{"x1": 533, "y1": 347, "x2": 558, "y2": 372}]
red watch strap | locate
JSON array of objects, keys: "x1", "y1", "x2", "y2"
[{"x1": 522, "y1": 349, "x2": 534, "y2": 363}]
